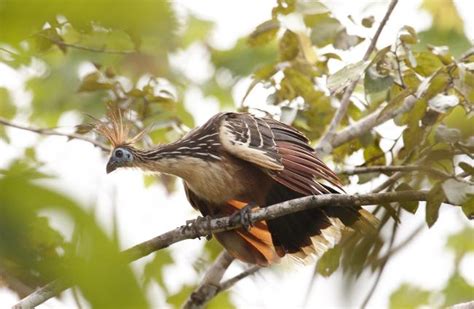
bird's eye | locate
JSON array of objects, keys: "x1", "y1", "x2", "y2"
[{"x1": 115, "y1": 149, "x2": 123, "y2": 158}]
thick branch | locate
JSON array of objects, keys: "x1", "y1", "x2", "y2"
[
  {"x1": 0, "y1": 117, "x2": 109, "y2": 151},
  {"x1": 316, "y1": 0, "x2": 399, "y2": 154},
  {"x1": 14, "y1": 190, "x2": 431, "y2": 309}
]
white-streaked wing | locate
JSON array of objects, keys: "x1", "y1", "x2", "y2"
[
  {"x1": 219, "y1": 112, "x2": 345, "y2": 195},
  {"x1": 219, "y1": 113, "x2": 284, "y2": 171}
]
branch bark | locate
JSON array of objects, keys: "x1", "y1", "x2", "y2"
[
  {"x1": 13, "y1": 190, "x2": 433, "y2": 309},
  {"x1": 316, "y1": 0, "x2": 399, "y2": 154},
  {"x1": 0, "y1": 117, "x2": 109, "y2": 152},
  {"x1": 330, "y1": 95, "x2": 417, "y2": 150},
  {"x1": 183, "y1": 251, "x2": 234, "y2": 309}
]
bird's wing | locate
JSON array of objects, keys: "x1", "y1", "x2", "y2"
[
  {"x1": 218, "y1": 112, "x2": 284, "y2": 170},
  {"x1": 219, "y1": 112, "x2": 344, "y2": 195}
]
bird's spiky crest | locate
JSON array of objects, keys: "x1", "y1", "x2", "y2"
[{"x1": 94, "y1": 104, "x2": 145, "y2": 148}]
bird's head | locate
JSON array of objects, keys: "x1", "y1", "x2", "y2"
[
  {"x1": 93, "y1": 104, "x2": 146, "y2": 174},
  {"x1": 106, "y1": 146, "x2": 136, "y2": 173}
]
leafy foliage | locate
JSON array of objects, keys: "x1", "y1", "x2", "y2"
[{"x1": 0, "y1": 0, "x2": 472, "y2": 307}]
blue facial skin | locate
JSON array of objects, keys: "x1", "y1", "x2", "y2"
[{"x1": 106, "y1": 147, "x2": 133, "y2": 173}]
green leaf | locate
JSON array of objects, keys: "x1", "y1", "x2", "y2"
[
  {"x1": 364, "y1": 67, "x2": 393, "y2": 106},
  {"x1": 78, "y1": 72, "x2": 113, "y2": 92},
  {"x1": 414, "y1": 51, "x2": 443, "y2": 76},
  {"x1": 0, "y1": 87, "x2": 16, "y2": 119},
  {"x1": 143, "y1": 249, "x2": 174, "y2": 292},
  {"x1": 333, "y1": 29, "x2": 364, "y2": 50},
  {"x1": 0, "y1": 168, "x2": 148, "y2": 308},
  {"x1": 248, "y1": 19, "x2": 280, "y2": 47},
  {"x1": 362, "y1": 16, "x2": 375, "y2": 28},
  {"x1": 442, "y1": 272, "x2": 474, "y2": 306},
  {"x1": 378, "y1": 88, "x2": 412, "y2": 123},
  {"x1": 389, "y1": 283, "x2": 431, "y2": 309},
  {"x1": 446, "y1": 227, "x2": 474, "y2": 259},
  {"x1": 167, "y1": 285, "x2": 195, "y2": 307},
  {"x1": 181, "y1": 15, "x2": 214, "y2": 48},
  {"x1": 399, "y1": 25, "x2": 418, "y2": 45},
  {"x1": 395, "y1": 183, "x2": 419, "y2": 214},
  {"x1": 316, "y1": 246, "x2": 341, "y2": 277},
  {"x1": 363, "y1": 136, "x2": 386, "y2": 166},
  {"x1": 279, "y1": 30, "x2": 299, "y2": 61},
  {"x1": 458, "y1": 162, "x2": 474, "y2": 176},
  {"x1": 460, "y1": 195, "x2": 474, "y2": 220},
  {"x1": 327, "y1": 60, "x2": 368, "y2": 94},
  {"x1": 296, "y1": 1, "x2": 329, "y2": 15},
  {"x1": 426, "y1": 184, "x2": 445, "y2": 227},
  {"x1": 211, "y1": 38, "x2": 277, "y2": 76},
  {"x1": 207, "y1": 291, "x2": 235, "y2": 309},
  {"x1": 307, "y1": 13, "x2": 343, "y2": 47}
]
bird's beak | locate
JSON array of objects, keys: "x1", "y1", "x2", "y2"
[{"x1": 106, "y1": 158, "x2": 118, "y2": 174}]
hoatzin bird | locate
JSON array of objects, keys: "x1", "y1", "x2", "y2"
[{"x1": 96, "y1": 109, "x2": 377, "y2": 266}]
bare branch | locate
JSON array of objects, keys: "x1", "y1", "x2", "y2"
[
  {"x1": 331, "y1": 95, "x2": 416, "y2": 150},
  {"x1": 316, "y1": 0, "x2": 399, "y2": 154},
  {"x1": 341, "y1": 165, "x2": 474, "y2": 186},
  {"x1": 0, "y1": 117, "x2": 109, "y2": 152},
  {"x1": 183, "y1": 251, "x2": 234, "y2": 309},
  {"x1": 38, "y1": 33, "x2": 136, "y2": 55},
  {"x1": 450, "y1": 300, "x2": 474, "y2": 309},
  {"x1": 361, "y1": 208, "x2": 400, "y2": 308},
  {"x1": 218, "y1": 266, "x2": 260, "y2": 291},
  {"x1": 14, "y1": 190, "x2": 433, "y2": 308}
]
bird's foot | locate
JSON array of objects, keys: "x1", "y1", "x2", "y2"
[
  {"x1": 229, "y1": 201, "x2": 258, "y2": 231},
  {"x1": 184, "y1": 215, "x2": 213, "y2": 240}
]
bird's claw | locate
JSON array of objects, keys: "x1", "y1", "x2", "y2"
[
  {"x1": 184, "y1": 216, "x2": 213, "y2": 240},
  {"x1": 230, "y1": 202, "x2": 257, "y2": 231}
]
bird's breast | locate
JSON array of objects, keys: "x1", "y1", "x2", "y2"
[{"x1": 181, "y1": 156, "x2": 271, "y2": 205}]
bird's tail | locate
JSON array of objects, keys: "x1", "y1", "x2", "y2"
[{"x1": 265, "y1": 184, "x2": 378, "y2": 263}]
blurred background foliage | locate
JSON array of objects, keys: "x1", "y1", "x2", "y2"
[{"x1": 0, "y1": 0, "x2": 473, "y2": 308}]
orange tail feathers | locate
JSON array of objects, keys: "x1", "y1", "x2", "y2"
[{"x1": 213, "y1": 199, "x2": 279, "y2": 266}]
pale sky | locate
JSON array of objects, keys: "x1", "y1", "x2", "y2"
[{"x1": 0, "y1": 1, "x2": 473, "y2": 308}]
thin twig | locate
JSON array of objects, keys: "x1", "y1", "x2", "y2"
[
  {"x1": 218, "y1": 266, "x2": 261, "y2": 292},
  {"x1": 183, "y1": 251, "x2": 234, "y2": 309},
  {"x1": 361, "y1": 207, "x2": 400, "y2": 308},
  {"x1": 372, "y1": 172, "x2": 404, "y2": 193},
  {"x1": 373, "y1": 223, "x2": 424, "y2": 266},
  {"x1": 14, "y1": 190, "x2": 433, "y2": 309},
  {"x1": 316, "y1": 0, "x2": 399, "y2": 154},
  {"x1": 341, "y1": 165, "x2": 474, "y2": 186},
  {"x1": 38, "y1": 34, "x2": 136, "y2": 55},
  {"x1": 0, "y1": 117, "x2": 109, "y2": 151}
]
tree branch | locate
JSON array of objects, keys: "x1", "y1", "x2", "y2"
[
  {"x1": 14, "y1": 190, "x2": 433, "y2": 309},
  {"x1": 316, "y1": 0, "x2": 399, "y2": 154},
  {"x1": 38, "y1": 33, "x2": 136, "y2": 55},
  {"x1": 218, "y1": 265, "x2": 260, "y2": 291},
  {"x1": 0, "y1": 117, "x2": 109, "y2": 152},
  {"x1": 341, "y1": 165, "x2": 474, "y2": 186},
  {"x1": 183, "y1": 251, "x2": 234, "y2": 309},
  {"x1": 330, "y1": 95, "x2": 416, "y2": 149}
]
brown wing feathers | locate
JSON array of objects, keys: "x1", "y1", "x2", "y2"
[{"x1": 219, "y1": 113, "x2": 375, "y2": 261}]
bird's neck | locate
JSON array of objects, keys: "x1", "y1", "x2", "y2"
[{"x1": 131, "y1": 145, "x2": 208, "y2": 180}]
